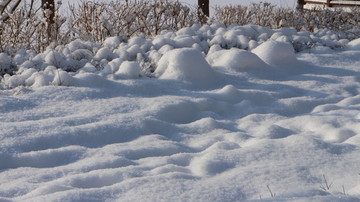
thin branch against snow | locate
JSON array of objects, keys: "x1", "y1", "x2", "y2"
[{"x1": 0, "y1": 0, "x2": 22, "y2": 21}]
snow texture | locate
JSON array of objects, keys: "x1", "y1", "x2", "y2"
[{"x1": 1, "y1": 24, "x2": 360, "y2": 202}]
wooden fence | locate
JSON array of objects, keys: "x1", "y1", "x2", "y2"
[{"x1": 304, "y1": 0, "x2": 360, "y2": 7}]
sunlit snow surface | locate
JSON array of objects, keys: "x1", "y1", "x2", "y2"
[{"x1": 1, "y1": 27, "x2": 360, "y2": 201}]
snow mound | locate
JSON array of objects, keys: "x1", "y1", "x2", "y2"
[
  {"x1": 207, "y1": 48, "x2": 269, "y2": 72},
  {"x1": 155, "y1": 48, "x2": 219, "y2": 87},
  {"x1": 346, "y1": 38, "x2": 360, "y2": 50},
  {"x1": 213, "y1": 85, "x2": 243, "y2": 104},
  {"x1": 103, "y1": 36, "x2": 122, "y2": 50},
  {"x1": 115, "y1": 61, "x2": 142, "y2": 79},
  {"x1": 24, "y1": 71, "x2": 53, "y2": 87},
  {"x1": 70, "y1": 49, "x2": 93, "y2": 61},
  {"x1": 189, "y1": 151, "x2": 234, "y2": 176},
  {"x1": 67, "y1": 39, "x2": 93, "y2": 52},
  {"x1": 3, "y1": 68, "x2": 37, "y2": 88},
  {"x1": 94, "y1": 47, "x2": 116, "y2": 61},
  {"x1": 252, "y1": 41, "x2": 298, "y2": 68},
  {"x1": 52, "y1": 70, "x2": 75, "y2": 86},
  {"x1": 44, "y1": 51, "x2": 68, "y2": 68}
]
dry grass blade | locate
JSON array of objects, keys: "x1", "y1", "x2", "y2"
[
  {"x1": 267, "y1": 185, "x2": 276, "y2": 198},
  {"x1": 320, "y1": 174, "x2": 333, "y2": 191}
]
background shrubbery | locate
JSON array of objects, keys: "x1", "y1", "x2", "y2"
[
  {"x1": 1, "y1": 0, "x2": 360, "y2": 54},
  {"x1": 213, "y1": 2, "x2": 360, "y2": 32},
  {"x1": 0, "y1": 0, "x2": 200, "y2": 53}
]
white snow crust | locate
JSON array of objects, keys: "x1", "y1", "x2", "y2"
[{"x1": 1, "y1": 24, "x2": 360, "y2": 202}]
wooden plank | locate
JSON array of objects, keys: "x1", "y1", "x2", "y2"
[
  {"x1": 331, "y1": 1, "x2": 360, "y2": 5},
  {"x1": 304, "y1": 0, "x2": 360, "y2": 6}
]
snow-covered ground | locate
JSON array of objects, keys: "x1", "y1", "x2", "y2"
[{"x1": 1, "y1": 24, "x2": 360, "y2": 201}]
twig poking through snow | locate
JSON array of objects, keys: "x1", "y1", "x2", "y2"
[
  {"x1": 267, "y1": 185, "x2": 276, "y2": 198},
  {"x1": 320, "y1": 174, "x2": 333, "y2": 191}
]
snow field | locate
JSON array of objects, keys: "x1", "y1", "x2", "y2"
[{"x1": 0, "y1": 24, "x2": 360, "y2": 201}]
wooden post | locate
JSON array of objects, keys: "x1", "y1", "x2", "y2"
[
  {"x1": 42, "y1": 0, "x2": 55, "y2": 24},
  {"x1": 327, "y1": 0, "x2": 331, "y2": 7},
  {"x1": 297, "y1": 0, "x2": 305, "y2": 10},
  {"x1": 198, "y1": 0, "x2": 209, "y2": 24},
  {"x1": 41, "y1": 0, "x2": 56, "y2": 43}
]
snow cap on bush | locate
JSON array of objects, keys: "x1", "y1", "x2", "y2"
[
  {"x1": 103, "y1": 36, "x2": 122, "y2": 50},
  {"x1": 3, "y1": 67, "x2": 37, "y2": 88},
  {"x1": 94, "y1": 47, "x2": 115, "y2": 61},
  {"x1": 67, "y1": 40, "x2": 93, "y2": 52},
  {"x1": 70, "y1": 49, "x2": 94, "y2": 61},
  {"x1": 52, "y1": 70, "x2": 75, "y2": 86},
  {"x1": 44, "y1": 51, "x2": 68, "y2": 68}
]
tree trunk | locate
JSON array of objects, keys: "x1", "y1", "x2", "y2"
[{"x1": 198, "y1": 0, "x2": 209, "y2": 24}]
